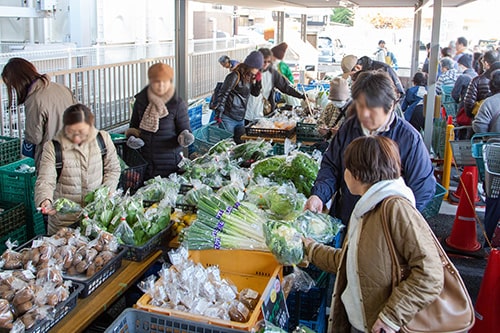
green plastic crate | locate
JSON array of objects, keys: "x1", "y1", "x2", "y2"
[
  {"x1": 0, "y1": 225, "x2": 27, "y2": 253},
  {"x1": 0, "y1": 201, "x2": 25, "y2": 238},
  {"x1": 0, "y1": 136, "x2": 21, "y2": 166},
  {"x1": 0, "y1": 158, "x2": 37, "y2": 212},
  {"x1": 296, "y1": 122, "x2": 323, "y2": 142},
  {"x1": 421, "y1": 183, "x2": 447, "y2": 219},
  {"x1": 32, "y1": 211, "x2": 46, "y2": 237},
  {"x1": 193, "y1": 125, "x2": 233, "y2": 155}
]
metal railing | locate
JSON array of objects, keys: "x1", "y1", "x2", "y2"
[{"x1": 0, "y1": 39, "x2": 262, "y2": 139}]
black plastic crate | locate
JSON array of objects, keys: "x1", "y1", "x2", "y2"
[
  {"x1": 105, "y1": 308, "x2": 247, "y2": 333},
  {"x1": 67, "y1": 247, "x2": 127, "y2": 298},
  {"x1": 116, "y1": 145, "x2": 148, "y2": 193},
  {"x1": 0, "y1": 201, "x2": 25, "y2": 237},
  {"x1": 296, "y1": 122, "x2": 323, "y2": 142},
  {"x1": 26, "y1": 283, "x2": 82, "y2": 333},
  {"x1": 0, "y1": 224, "x2": 27, "y2": 253},
  {"x1": 245, "y1": 123, "x2": 296, "y2": 138},
  {"x1": 121, "y1": 224, "x2": 171, "y2": 262}
]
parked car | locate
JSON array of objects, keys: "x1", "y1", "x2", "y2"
[{"x1": 317, "y1": 36, "x2": 344, "y2": 63}]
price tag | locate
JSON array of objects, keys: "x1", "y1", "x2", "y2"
[{"x1": 261, "y1": 275, "x2": 289, "y2": 329}]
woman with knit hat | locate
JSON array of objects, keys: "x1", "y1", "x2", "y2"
[
  {"x1": 317, "y1": 77, "x2": 352, "y2": 139},
  {"x1": 246, "y1": 47, "x2": 306, "y2": 122},
  {"x1": 271, "y1": 42, "x2": 295, "y2": 84},
  {"x1": 213, "y1": 50, "x2": 263, "y2": 143},
  {"x1": 127, "y1": 63, "x2": 194, "y2": 180}
]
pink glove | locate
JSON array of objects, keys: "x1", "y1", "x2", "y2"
[{"x1": 255, "y1": 71, "x2": 262, "y2": 82}]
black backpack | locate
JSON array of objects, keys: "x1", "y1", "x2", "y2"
[
  {"x1": 53, "y1": 132, "x2": 107, "y2": 181},
  {"x1": 209, "y1": 71, "x2": 240, "y2": 110}
]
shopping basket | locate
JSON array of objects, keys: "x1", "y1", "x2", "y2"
[
  {"x1": 483, "y1": 142, "x2": 500, "y2": 199},
  {"x1": 471, "y1": 133, "x2": 500, "y2": 182}
]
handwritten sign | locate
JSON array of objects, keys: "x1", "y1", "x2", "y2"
[{"x1": 261, "y1": 275, "x2": 289, "y2": 329}]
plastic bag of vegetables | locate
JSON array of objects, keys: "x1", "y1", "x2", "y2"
[
  {"x1": 53, "y1": 198, "x2": 82, "y2": 214},
  {"x1": 113, "y1": 217, "x2": 135, "y2": 245},
  {"x1": 265, "y1": 183, "x2": 306, "y2": 220},
  {"x1": 293, "y1": 210, "x2": 343, "y2": 244},
  {"x1": 264, "y1": 220, "x2": 303, "y2": 265},
  {"x1": 183, "y1": 182, "x2": 214, "y2": 206}
]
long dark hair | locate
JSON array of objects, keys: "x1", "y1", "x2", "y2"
[
  {"x1": 1, "y1": 58, "x2": 49, "y2": 107},
  {"x1": 234, "y1": 63, "x2": 255, "y2": 83}
]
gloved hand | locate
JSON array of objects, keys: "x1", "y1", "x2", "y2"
[
  {"x1": 127, "y1": 136, "x2": 145, "y2": 149},
  {"x1": 125, "y1": 127, "x2": 141, "y2": 138},
  {"x1": 178, "y1": 129, "x2": 195, "y2": 147},
  {"x1": 255, "y1": 71, "x2": 262, "y2": 82},
  {"x1": 214, "y1": 112, "x2": 223, "y2": 124}
]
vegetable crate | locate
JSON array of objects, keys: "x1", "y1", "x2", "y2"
[
  {"x1": 0, "y1": 224, "x2": 27, "y2": 253},
  {"x1": 0, "y1": 158, "x2": 37, "y2": 212},
  {"x1": 0, "y1": 135, "x2": 21, "y2": 166},
  {"x1": 421, "y1": 183, "x2": 447, "y2": 219},
  {"x1": 0, "y1": 201, "x2": 25, "y2": 238},
  {"x1": 188, "y1": 103, "x2": 203, "y2": 131},
  {"x1": 296, "y1": 122, "x2": 323, "y2": 142},
  {"x1": 286, "y1": 287, "x2": 327, "y2": 333},
  {"x1": 136, "y1": 250, "x2": 282, "y2": 331},
  {"x1": 68, "y1": 247, "x2": 127, "y2": 298},
  {"x1": 116, "y1": 145, "x2": 148, "y2": 194},
  {"x1": 193, "y1": 125, "x2": 233, "y2": 155},
  {"x1": 245, "y1": 124, "x2": 296, "y2": 139},
  {"x1": 26, "y1": 283, "x2": 82, "y2": 333},
  {"x1": 272, "y1": 142, "x2": 326, "y2": 156},
  {"x1": 105, "y1": 308, "x2": 248, "y2": 333},
  {"x1": 122, "y1": 224, "x2": 171, "y2": 262}
]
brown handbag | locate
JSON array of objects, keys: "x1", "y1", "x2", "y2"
[{"x1": 380, "y1": 197, "x2": 475, "y2": 333}]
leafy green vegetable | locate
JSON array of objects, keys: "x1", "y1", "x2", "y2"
[
  {"x1": 266, "y1": 184, "x2": 306, "y2": 220},
  {"x1": 232, "y1": 140, "x2": 272, "y2": 163},
  {"x1": 184, "y1": 184, "x2": 214, "y2": 206},
  {"x1": 208, "y1": 139, "x2": 235, "y2": 155},
  {"x1": 53, "y1": 198, "x2": 82, "y2": 214},
  {"x1": 252, "y1": 156, "x2": 286, "y2": 178},
  {"x1": 289, "y1": 153, "x2": 319, "y2": 197},
  {"x1": 294, "y1": 210, "x2": 343, "y2": 244},
  {"x1": 264, "y1": 220, "x2": 303, "y2": 265}
]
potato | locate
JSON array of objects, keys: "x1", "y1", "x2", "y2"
[
  {"x1": 1, "y1": 250, "x2": 23, "y2": 270},
  {"x1": 94, "y1": 256, "x2": 104, "y2": 267},
  {"x1": 20, "y1": 310, "x2": 38, "y2": 329},
  {"x1": 13, "y1": 288, "x2": 33, "y2": 306},
  {"x1": 66, "y1": 266, "x2": 79, "y2": 276},
  {"x1": 86, "y1": 264, "x2": 96, "y2": 277},
  {"x1": 46, "y1": 293, "x2": 59, "y2": 306},
  {"x1": 75, "y1": 261, "x2": 88, "y2": 274},
  {"x1": 0, "y1": 299, "x2": 13, "y2": 328},
  {"x1": 14, "y1": 301, "x2": 33, "y2": 316}
]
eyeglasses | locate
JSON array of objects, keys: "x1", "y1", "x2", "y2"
[
  {"x1": 65, "y1": 128, "x2": 89, "y2": 140},
  {"x1": 264, "y1": 60, "x2": 272, "y2": 64}
]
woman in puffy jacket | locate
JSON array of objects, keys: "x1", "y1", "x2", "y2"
[
  {"x1": 35, "y1": 104, "x2": 121, "y2": 234},
  {"x1": 214, "y1": 51, "x2": 263, "y2": 143}
]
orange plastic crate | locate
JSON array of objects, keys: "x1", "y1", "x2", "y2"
[{"x1": 135, "y1": 250, "x2": 282, "y2": 331}]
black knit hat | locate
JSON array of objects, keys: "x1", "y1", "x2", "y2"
[{"x1": 457, "y1": 54, "x2": 473, "y2": 69}]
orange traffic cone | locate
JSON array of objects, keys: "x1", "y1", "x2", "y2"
[
  {"x1": 444, "y1": 171, "x2": 485, "y2": 258},
  {"x1": 470, "y1": 249, "x2": 500, "y2": 332},
  {"x1": 449, "y1": 166, "x2": 483, "y2": 205}
]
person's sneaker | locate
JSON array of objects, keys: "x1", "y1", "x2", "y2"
[{"x1": 127, "y1": 136, "x2": 144, "y2": 149}]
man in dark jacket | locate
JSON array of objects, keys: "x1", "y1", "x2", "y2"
[
  {"x1": 464, "y1": 50, "x2": 500, "y2": 118},
  {"x1": 305, "y1": 71, "x2": 436, "y2": 225},
  {"x1": 352, "y1": 56, "x2": 405, "y2": 98},
  {"x1": 452, "y1": 53, "x2": 477, "y2": 109},
  {"x1": 128, "y1": 63, "x2": 193, "y2": 180}
]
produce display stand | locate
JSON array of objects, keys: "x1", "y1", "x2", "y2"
[
  {"x1": 240, "y1": 133, "x2": 297, "y2": 144},
  {"x1": 50, "y1": 250, "x2": 162, "y2": 333}
]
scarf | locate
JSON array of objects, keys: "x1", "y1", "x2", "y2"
[
  {"x1": 342, "y1": 178, "x2": 415, "y2": 331},
  {"x1": 139, "y1": 85, "x2": 175, "y2": 133}
]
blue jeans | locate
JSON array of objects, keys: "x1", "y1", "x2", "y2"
[
  {"x1": 485, "y1": 196, "x2": 500, "y2": 245},
  {"x1": 221, "y1": 114, "x2": 245, "y2": 143}
]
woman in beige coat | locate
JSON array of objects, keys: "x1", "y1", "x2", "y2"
[
  {"x1": 304, "y1": 136, "x2": 443, "y2": 333},
  {"x1": 35, "y1": 104, "x2": 121, "y2": 234}
]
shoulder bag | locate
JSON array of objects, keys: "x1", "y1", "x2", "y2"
[{"x1": 380, "y1": 197, "x2": 475, "y2": 333}]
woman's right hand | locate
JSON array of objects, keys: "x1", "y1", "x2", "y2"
[
  {"x1": 39, "y1": 199, "x2": 56, "y2": 216},
  {"x1": 304, "y1": 195, "x2": 323, "y2": 213}
]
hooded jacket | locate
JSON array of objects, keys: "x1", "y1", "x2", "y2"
[
  {"x1": 130, "y1": 85, "x2": 191, "y2": 180},
  {"x1": 35, "y1": 127, "x2": 121, "y2": 234},
  {"x1": 215, "y1": 71, "x2": 260, "y2": 121},
  {"x1": 23, "y1": 77, "x2": 77, "y2": 168},
  {"x1": 472, "y1": 93, "x2": 500, "y2": 133},
  {"x1": 305, "y1": 189, "x2": 443, "y2": 333},
  {"x1": 311, "y1": 113, "x2": 436, "y2": 225}
]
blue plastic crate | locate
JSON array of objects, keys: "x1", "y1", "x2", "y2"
[
  {"x1": 287, "y1": 287, "x2": 327, "y2": 333},
  {"x1": 297, "y1": 83, "x2": 330, "y2": 92},
  {"x1": 188, "y1": 104, "x2": 203, "y2": 131}
]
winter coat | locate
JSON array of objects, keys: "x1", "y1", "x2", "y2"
[
  {"x1": 464, "y1": 62, "x2": 500, "y2": 117},
  {"x1": 24, "y1": 78, "x2": 77, "y2": 168},
  {"x1": 311, "y1": 114, "x2": 436, "y2": 224},
  {"x1": 215, "y1": 71, "x2": 260, "y2": 121},
  {"x1": 452, "y1": 68, "x2": 477, "y2": 105},
  {"x1": 35, "y1": 127, "x2": 121, "y2": 234},
  {"x1": 401, "y1": 86, "x2": 426, "y2": 122},
  {"x1": 130, "y1": 86, "x2": 191, "y2": 180},
  {"x1": 472, "y1": 93, "x2": 500, "y2": 133},
  {"x1": 436, "y1": 69, "x2": 458, "y2": 95},
  {"x1": 305, "y1": 196, "x2": 443, "y2": 333}
]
